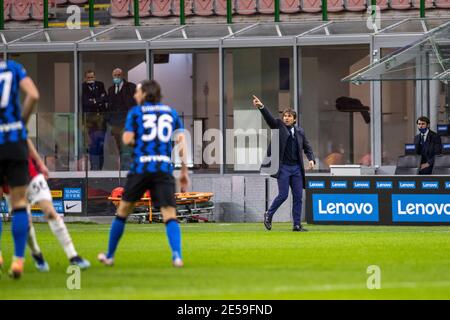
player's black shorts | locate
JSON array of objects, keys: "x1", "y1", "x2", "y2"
[
  {"x1": 0, "y1": 140, "x2": 29, "y2": 187},
  {"x1": 122, "y1": 172, "x2": 176, "y2": 207}
]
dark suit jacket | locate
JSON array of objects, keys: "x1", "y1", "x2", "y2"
[
  {"x1": 258, "y1": 106, "x2": 315, "y2": 188},
  {"x1": 414, "y1": 129, "x2": 442, "y2": 170},
  {"x1": 82, "y1": 81, "x2": 108, "y2": 113},
  {"x1": 107, "y1": 80, "x2": 137, "y2": 113}
]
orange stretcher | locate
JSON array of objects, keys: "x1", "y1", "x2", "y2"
[{"x1": 108, "y1": 187, "x2": 214, "y2": 223}]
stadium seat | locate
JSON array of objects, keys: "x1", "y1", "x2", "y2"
[
  {"x1": 110, "y1": 0, "x2": 131, "y2": 17},
  {"x1": 131, "y1": 0, "x2": 151, "y2": 17},
  {"x1": 56, "y1": 0, "x2": 67, "y2": 4},
  {"x1": 236, "y1": 0, "x2": 257, "y2": 14},
  {"x1": 390, "y1": 0, "x2": 411, "y2": 9},
  {"x1": 3, "y1": 0, "x2": 11, "y2": 21},
  {"x1": 280, "y1": 0, "x2": 300, "y2": 12},
  {"x1": 431, "y1": 155, "x2": 450, "y2": 175},
  {"x1": 441, "y1": 136, "x2": 450, "y2": 144},
  {"x1": 375, "y1": 0, "x2": 388, "y2": 9},
  {"x1": 30, "y1": 0, "x2": 56, "y2": 20},
  {"x1": 193, "y1": 0, "x2": 214, "y2": 15},
  {"x1": 301, "y1": 0, "x2": 321, "y2": 12},
  {"x1": 258, "y1": 0, "x2": 274, "y2": 13},
  {"x1": 69, "y1": 0, "x2": 88, "y2": 4},
  {"x1": 215, "y1": 0, "x2": 236, "y2": 15},
  {"x1": 151, "y1": 0, "x2": 172, "y2": 16},
  {"x1": 394, "y1": 155, "x2": 421, "y2": 175},
  {"x1": 435, "y1": 0, "x2": 450, "y2": 8},
  {"x1": 328, "y1": 0, "x2": 344, "y2": 11},
  {"x1": 173, "y1": 0, "x2": 194, "y2": 16},
  {"x1": 412, "y1": 0, "x2": 434, "y2": 8},
  {"x1": 344, "y1": 0, "x2": 366, "y2": 11},
  {"x1": 11, "y1": 0, "x2": 31, "y2": 21}
]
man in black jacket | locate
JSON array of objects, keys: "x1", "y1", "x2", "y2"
[
  {"x1": 253, "y1": 95, "x2": 315, "y2": 232},
  {"x1": 107, "y1": 68, "x2": 136, "y2": 166},
  {"x1": 82, "y1": 70, "x2": 108, "y2": 170},
  {"x1": 414, "y1": 116, "x2": 442, "y2": 175}
]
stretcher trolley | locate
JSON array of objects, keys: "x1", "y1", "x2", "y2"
[{"x1": 108, "y1": 187, "x2": 214, "y2": 223}]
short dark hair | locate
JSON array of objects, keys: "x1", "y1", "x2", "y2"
[
  {"x1": 140, "y1": 80, "x2": 162, "y2": 104},
  {"x1": 280, "y1": 108, "x2": 297, "y2": 124},
  {"x1": 84, "y1": 70, "x2": 95, "y2": 77},
  {"x1": 417, "y1": 116, "x2": 430, "y2": 125}
]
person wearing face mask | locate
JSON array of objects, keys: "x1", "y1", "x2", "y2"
[
  {"x1": 107, "y1": 68, "x2": 136, "y2": 168},
  {"x1": 82, "y1": 70, "x2": 108, "y2": 170},
  {"x1": 252, "y1": 95, "x2": 316, "y2": 232},
  {"x1": 414, "y1": 116, "x2": 442, "y2": 175}
]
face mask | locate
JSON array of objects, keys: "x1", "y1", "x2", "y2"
[
  {"x1": 113, "y1": 77, "x2": 122, "y2": 85},
  {"x1": 419, "y1": 128, "x2": 428, "y2": 134},
  {"x1": 86, "y1": 80, "x2": 95, "y2": 85}
]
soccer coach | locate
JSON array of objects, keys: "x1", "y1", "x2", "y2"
[{"x1": 252, "y1": 95, "x2": 315, "y2": 232}]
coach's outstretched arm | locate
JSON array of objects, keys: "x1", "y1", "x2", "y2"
[
  {"x1": 20, "y1": 77, "x2": 40, "y2": 124},
  {"x1": 176, "y1": 132, "x2": 190, "y2": 193},
  {"x1": 252, "y1": 95, "x2": 278, "y2": 129}
]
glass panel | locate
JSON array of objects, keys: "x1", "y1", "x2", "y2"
[
  {"x1": 138, "y1": 26, "x2": 181, "y2": 40},
  {"x1": 300, "y1": 45, "x2": 371, "y2": 172},
  {"x1": 308, "y1": 20, "x2": 375, "y2": 35},
  {"x1": 235, "y1": 25, "x2": 280, "y2": 37},
  {"x1": 382, "y1": 19, "x2": 425, "y2": 33},
  {"x1": 383, "y1": 18, "x2": 449, "y2": 34},
  {"x1": 80, "y1": 51, "x2": 147, "y2": 172},
  {"x1": 14, "y1": 29, "x2": 94, "y2": 43},
  {"x1": 10, "y1": 52, "x2": 79, "y2": 172},
  {"x1": 1, "y1": 29, "x2": 39, "y2": 43},
  {"x1": 345, "y1": 23, "x2": 450, "y2": 82},
  {"x1": 47, "y1": 29, "x2": 95, "y2": 42},
  {"x1": 160, "y1": 24, "x2": 249, "y2": 39},
  {"x1": 87, "y1": 27, "x2": 140, "y2": 42},
  {"x1": 153, "y1": 50, "x2": 220, "y2": 173},
  {"x1": 380, "y1": 48, "x2": 416, "y2": 166},
  {"x1": 279, "y1": 22, "x2": 326, "y2": 36},
  {"x1": 224, "y1": 47, "x2": 294, "y2": 172}
]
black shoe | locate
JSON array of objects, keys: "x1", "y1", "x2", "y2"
[
  {"x1": 264, "y1": 211, "x2": 272, "y2": 230},
  {"x1": 293, "y1": 225, "x2": 308, "y2": 232}
]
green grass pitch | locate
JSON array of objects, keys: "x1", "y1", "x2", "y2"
[{"x1": 1, "y1": 222, "x2": 450, "y2": 299}]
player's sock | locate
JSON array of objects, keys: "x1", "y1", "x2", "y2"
[
  {"x1": 11, "y1": 208, "x2": 29, "y2": 259},
  {"x1": 48, "y1": 217, "x2": 78, "y2": 259},
  {"x1": 27, "y1": 223, "x2": 42, "y2": 256},
  {"x1": 106, "y1": 216, "x2": 126, "y2": 259},
  {"x1": 165, "y1": 219, "x2": 182, "y2": 260}
]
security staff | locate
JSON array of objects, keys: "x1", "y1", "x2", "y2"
[{"x1": 253, "y1": 95, "x2": 315, "y2": 232}]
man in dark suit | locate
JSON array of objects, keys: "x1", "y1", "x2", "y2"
[
  {"x1": 82, "y1": 70, "x2": 108, "y2": 170},
  {"x1": 253, "y1": 95, "x2": 315, "y2": 232},
  {"x1": 414, "y1": 116, "x2": 442, "y2": 175},
  {"x1": 107, "y1": 68, "x2": 136, "y2": 167}
]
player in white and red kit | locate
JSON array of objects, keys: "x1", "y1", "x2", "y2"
[{"x1": 1, "y1": 139, "x2": 90, "y2": 271}]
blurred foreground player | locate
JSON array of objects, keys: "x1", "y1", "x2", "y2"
[
  {"x1": 1, "y1": 139, "x2": 90, "y2": 272},
  {"x1": 0, "y1": 60, "x2": 39, "y2": 278},
  {"x1": 98, "y1": 80, "x2": 189, "y2": 268}
]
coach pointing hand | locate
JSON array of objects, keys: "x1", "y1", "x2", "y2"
[{"x1": 253, "y1": 94, "x2": 316, "y2": 232}]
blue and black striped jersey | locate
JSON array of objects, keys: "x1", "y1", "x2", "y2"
[
  {"x1": 124, "y1": 103, "x2": 184, "y2": 174},
  {"x1": 0, "y1": 60, "x2": 28, "y2": 145}
]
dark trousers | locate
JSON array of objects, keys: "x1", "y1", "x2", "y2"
[
  {"x1": 267, "y1": 164, "x2": 303, "y2": 226},
  {"x1": 86, "y1": 113, "x2": 106, "y2": 170}
]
